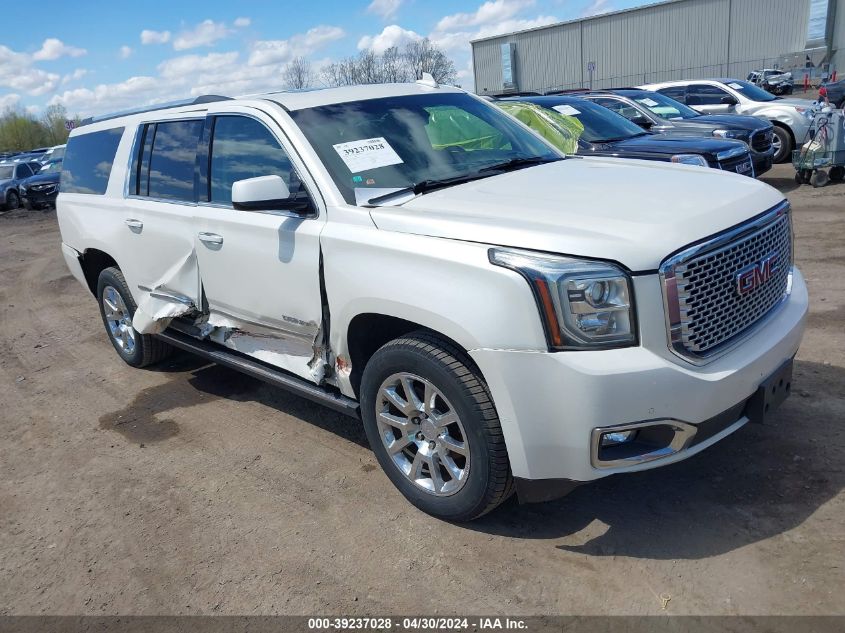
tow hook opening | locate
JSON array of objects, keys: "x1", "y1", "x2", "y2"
[{"x1": 591, "y1": 420, "x2": 697, "y2": 468}]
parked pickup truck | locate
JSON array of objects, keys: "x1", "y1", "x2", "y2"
[{"x1": 57, "y1": 80, "x2": 807, "y2": 520}]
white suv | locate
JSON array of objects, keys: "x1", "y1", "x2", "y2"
[{"x1": 57, "y1": 81, "x2": 807, "y2": 520}]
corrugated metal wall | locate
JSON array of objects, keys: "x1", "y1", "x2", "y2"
[
  {"x1": 833, "y1": 0, "x2": 845, "y2": 73},
  {"x1": 472, "y1": 0, "x2": 815, "y2": 94}
]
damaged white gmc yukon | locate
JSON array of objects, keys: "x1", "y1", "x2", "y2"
[{"x1": 58, "y1": 81, "x2": 807, "y2": 521}]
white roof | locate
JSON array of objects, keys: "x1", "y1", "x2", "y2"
[{"x1": 254, "y1": 82, "x2": 464, "y2": 111}]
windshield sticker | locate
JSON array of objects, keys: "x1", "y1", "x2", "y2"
[
  {"x1": 333, "y1": 137, "x2": 403, "y2": 174},
  {"x1": 728, "y1": 82, "x2": 744, "y2": 90},
  {"x1": 552, "y1": 105, "x2": 580, "y2": 116},
  {"x1": 640, "y1": 98, "x2": 659, "y2": 107}
]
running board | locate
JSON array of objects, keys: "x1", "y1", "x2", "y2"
[{"x1": 156, "y1": 329, "x2": 360, "y2": 419}]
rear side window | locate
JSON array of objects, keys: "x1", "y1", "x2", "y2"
[
  {"x1": 61, "y1": 127, "x2": 124, "y2": 195},
  {"x1": 131, "y1": 119, "x2": 202, "y2": 202},
  {"x1": 658, "y1": 86, "x2": 687, "y2": 102}
]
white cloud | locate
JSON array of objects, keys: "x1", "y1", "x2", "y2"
[
  {"x1": 62, "y1": 68, "x2": 89, "y2": 84},
  {"x1": 0, "y1": 93, "x2": 20, "y2": 110},
  {"x1": 234, "y1": 17, "x2": 251, "y2": 27},
  {"x1": 249, "y1": 25, "x2": 345, "y2": 66},
  {"x1": 0, "y1": 45, "x2": 60, "y2": 96},
  {"x1": 366, "y1": 0, "x2": 404, "y2": 20},
  {"x1": 582, "y1": 0, "x2": 612, "y2": 17},
  {"x1": 49, "y1": 75, "x2": 163, "y2": 114},
  {"x1": 158, "y1": 52, "x2": 240, "y2": 79},
  {"x1": 141, "y1": 29, "x2": 171, "y2": 45},
  {"x1": 32, "y1": 38, "x2": 87, "y2": 61},
  {"x1": 358, "y1": 25, "x2": 422, "y2": 54},
  {"x1": 119, "y1": 45, "x2": 133, "y2": 59},
  {"x1": 435, "y1": 0, "x2": 535, "y2": 31},
  {"x1": 173, "y1": 19, "x2": 232, "y2": 51}
]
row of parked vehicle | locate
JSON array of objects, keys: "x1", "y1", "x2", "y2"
[
  {"x1": 491, "y1": 78, "x2": 831, "y2": 176},
  {"x1": 0, "y1": 144, "x2": 64, "y2": 211}
]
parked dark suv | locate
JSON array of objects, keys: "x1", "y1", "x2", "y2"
[
  {"x1": 573, "y1": 89, "x2": 775, "y2": 176},
  {"x1": 20, "y1": 159, "x2": 62, "y2": 209},
  {"x1": 0, "y1": 162, "x2": 37, "y2": 210},
  {"x1": 500, "y1": 95, "x2": 758, "y2": 177}
]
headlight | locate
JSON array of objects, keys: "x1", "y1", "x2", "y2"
[
  {"x1": 670, "y1": 154, "x2": 709, "y2": 167},
  {"x1": 489, "y1": 248, "x2": 636, "y2": 350},
  {"x1": 712, "y1": 129, "x2": 745, "y2": 140}
]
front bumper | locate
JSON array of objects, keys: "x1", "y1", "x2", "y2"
[
  {"x1": 469, "y1": 268, "x2": 808, "y2": 483},
  {"x1": 21, "y1": 185, "x2": 58, "y2": 207}
]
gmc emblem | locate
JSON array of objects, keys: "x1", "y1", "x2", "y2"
[{"x1": 737, "y1": 252, "x2": 780, "y2": 296}]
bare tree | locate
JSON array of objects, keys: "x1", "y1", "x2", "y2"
[
  {"x1": 380, "y1": 46, "x2": 408, "y2": 83},
  {"x1": 282, "y1": 57, "x2": 314, "y2": 90},
  {"x1": 317, "y1": 39, "x2": 456, "y2": 88},
  {"x1": 403, "y1": 38, "x2": 457, "y2": 85}
]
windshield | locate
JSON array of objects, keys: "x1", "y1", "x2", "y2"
[
  {"x1": 724, "y1": 80, "x2": 777, "y2": 102},
  {"x1": 289, "y1": 92, "x2": 560, "y2": 205},
  {"x1": 539, "y1": 98, "x2": 646, "y2": 143},
  {"x1": 630, "y1": 91, "x2": 701, "y2": 120},
  {"x1": 0, "y1": 166, "x2": 12, "y2": 180},
  {"x1": 38, "y1": 160, "x2": 62, "y2": 174}
]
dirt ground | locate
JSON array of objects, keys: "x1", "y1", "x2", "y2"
[{"x1": 0, "y1": 163, "x2": 843, "y2": 616}]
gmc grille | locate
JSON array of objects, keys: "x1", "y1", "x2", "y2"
[{"x1": 661, "y1": 204, "x2": 792, "y2": 362}]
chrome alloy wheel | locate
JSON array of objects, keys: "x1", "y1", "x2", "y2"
[
  {"x1": 102, "y1": 285, "x2": 136, "y2": 354},
  {"x1": 771, "y1": 133, "x2": 782, "y2": 157},
  {"x1": 375, "y1": 372, "x2": 470, "y2": 496}
]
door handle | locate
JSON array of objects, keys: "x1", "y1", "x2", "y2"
[
  {"x1": 124, "y1": 218, "x2": 143, "y2": 230},
  {"x1": 198, "y1": 232, "x2": 224, "y2": 245}
]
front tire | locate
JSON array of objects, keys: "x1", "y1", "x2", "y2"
[
  {"x1": 5, "y1": 190, "x2": 19, "y2": 211},
  {"x1": 360, "y1": 332, "x2": 513, "y2": 521},
  {"x1": 97, "y1": 267, "x2": 173, "y2": 368},
  {"x1": 772, "y1": 126, "x2": 792, "y2": 163}
]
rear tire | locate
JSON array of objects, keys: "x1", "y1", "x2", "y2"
[
  {"x1": 360, "y1": 331, "x2": 513, "y2": 521},
  {"x1": 96, "y1": 267, "x2": 173, "y2": 368},
  {"x1": 772, "y1": 126, "x2": 792, "y2": 164}
]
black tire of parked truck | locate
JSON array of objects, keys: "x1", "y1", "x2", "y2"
[
  {"x1": 772, "y1": 126, "x2": 793, "y2": 164},
  {"x1": 97, "y1": 267, "x2": 173, "y2": 368},
  {"x1": 360, "y1": 331, "x2": 514, "y2": 521}
]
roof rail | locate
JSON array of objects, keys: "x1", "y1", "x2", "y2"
[{"x1": 79, "y1": 94, "x2": 232, "y2": 127}]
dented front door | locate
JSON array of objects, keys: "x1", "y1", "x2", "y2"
[{"x1": 192, "y1": 110, "x2": 327, "y2": 383}]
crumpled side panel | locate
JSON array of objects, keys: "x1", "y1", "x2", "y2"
[{"x1": 132, "y1": 251, "x2": 198, "y2": 334}]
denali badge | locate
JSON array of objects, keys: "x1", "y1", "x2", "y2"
[{"x1": 737, "y1": 251, "x2": 779, "y2": 295}]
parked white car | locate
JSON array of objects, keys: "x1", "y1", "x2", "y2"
[
  {"x1": 57, "y1": 80, "x2": 807, "y2": 520},
  {"x1": 640, "y1": 79, "x2": 815, "y2": 163}
]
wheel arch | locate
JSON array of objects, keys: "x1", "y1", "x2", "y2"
[
  {"x1": 343, "y1": 312, "x2": 480, "y2": 399},
  {"x1": 79, "y1": 248, "x2": 119, "y2": 296}
]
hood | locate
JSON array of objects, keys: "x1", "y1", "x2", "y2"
[
  {"x1": 23, "y1": 171, "x2": 60, "y2": 186},
  {"x1": 753, "y1": 97, "x2": 814, "y2": 108},
  {"x1": 601, "y1": 133, "x2": 743, "y2": 158},
  {"x1": 687, "y1": 114, "x2": 773, "y2": 132},
  {"x1": 368, "y1": 158, "x2": 784, "y2": 272}
]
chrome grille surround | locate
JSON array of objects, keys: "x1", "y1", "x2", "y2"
[{"x1": 659, "y1": 201, "x2": 793, "y2": 365}]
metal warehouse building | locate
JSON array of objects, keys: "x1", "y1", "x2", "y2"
[{"x1": 471, "y1": 0, "x2": 844, "y2": 95}]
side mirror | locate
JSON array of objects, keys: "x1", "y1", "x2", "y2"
[
  {"x1": 720, "y1": 95, "x2": 738, "y2": 106},
  {"x1": 231, "y1": 175, "x2": 312, "y2": 214},
  {"x1": 631, "y1": 115, "x2": 653, "y2": 129}
]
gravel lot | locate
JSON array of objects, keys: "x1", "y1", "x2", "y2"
[{"x1": 1, "y1": 163, "x2": 843, "y2": 616}]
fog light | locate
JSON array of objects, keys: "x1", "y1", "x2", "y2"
[{"x1": 601, "y1": 430, "x2": 636, "y2": 447}]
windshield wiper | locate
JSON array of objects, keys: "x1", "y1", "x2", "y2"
[
  {"x1": 365, "y1": 172, "x2": 496, "y2": 206},
  {"x1": 365, "y1": 157, "x2": 562, "y2": 206},
  {"x1": 477, "y1": 156, "x2": 561, "y2": 174}
]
